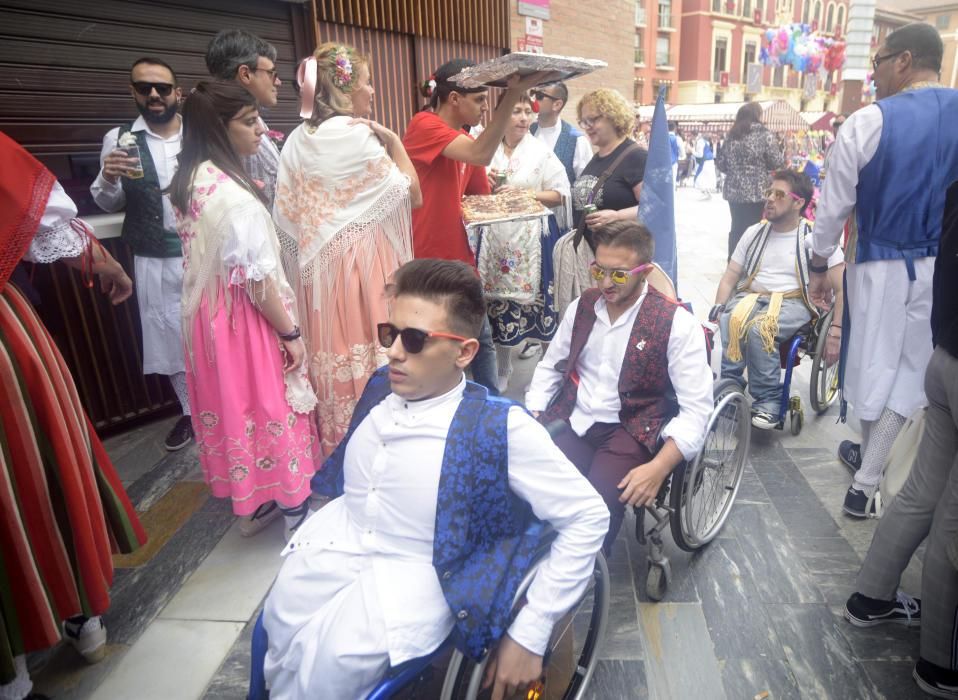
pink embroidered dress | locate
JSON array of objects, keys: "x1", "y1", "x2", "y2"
[
  {"x1": 274, "y1": 116, "x2": 413, "y2": 456},
  {"x1": 176, "y1": 162, "x2": 319, "y2": 516}
]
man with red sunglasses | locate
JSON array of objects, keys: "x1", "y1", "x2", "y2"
[
  {"x1": 526, "y1": 220, "x2": 713, "y2": 552},
  {"x1": 90, "y1": 56, "x2": 193, "y2": 452},
  {"x1": 712, "y1": 170, "x2": 844, "y2": 430}
]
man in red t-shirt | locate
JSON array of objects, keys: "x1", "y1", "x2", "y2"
[{"x1": 403, "y1": 59, "x2": 554, "y2": 391}]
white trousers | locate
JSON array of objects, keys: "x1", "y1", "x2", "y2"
[
  {"x1": 844, "y1": 257, "x2": 934, "y2": 421},
  {"x1": 263, "y1": 551, "x2": 392, "y2": 700},
  {"x1": 133, "y1": 255, "x2": 184, "y2": 376}
]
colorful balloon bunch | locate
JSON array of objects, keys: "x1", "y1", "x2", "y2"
[{"x1": 760, "y1": 24, "x2": 846, "y2": 74}]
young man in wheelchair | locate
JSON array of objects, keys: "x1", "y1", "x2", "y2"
[
  {"x1": 525, "y1": 220, "x2": 714, "y2": 552},
  {"x1": 711, "y1": 169, "x2": 844, "y2": 429},
  {"x1": 261, "y1": 259, "x2": 609, "y2": 699}
]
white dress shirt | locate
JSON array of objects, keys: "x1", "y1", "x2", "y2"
[
  {"x1": 23, "y1": 182, "x2": 87, "y2": 264},
  {"x1": 90, "y1": 115, "x2": 183, "y2": 232},
  {"x1": 275, "y1": 376, "x2": 608, "y2": 667},
  {"x1": 533, "y1": 120, "x2": 595, "y2": 178},
  {"x1": 525, "y1": 286, "x2": 714, "y2": 460},
  {"x1": 812, "y1": 104, "x2": 882, "y2": 259}
]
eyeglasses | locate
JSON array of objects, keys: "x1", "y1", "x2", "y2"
[
  {"x1": 132, "y1": 81, "x2": 174, "y2": 97},
  {"x1": 376, "y1": 322, "x2": 468, "y2": 354},
  {"x1": 253, "y1": 67, "x2": 280, "y2": 83},
  {"x1": 533, "y1": 91, "x2": 559, "y2": 101},
  {"x1": 578, "y1": 116, "x2": 601, "y2": 129},
  {"x1": 871, "y1": 50, "x2": 904, "y2": 72},
  {"x1": 764, "y1": 188, "x2": 804, "y2": 203},
  {"x1": 589, "y1": 261, "x2": 653, "y2": 285}
]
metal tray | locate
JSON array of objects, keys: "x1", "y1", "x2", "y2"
[{"x1": 451, "y1": 52, "x2": 607, "y2": 89}]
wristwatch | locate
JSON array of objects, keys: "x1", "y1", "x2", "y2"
[
  {"x1": 808, "y1": 260, "x2": 829, "y2": 274},
  {"x1": 277, "y1": 325, "x2": 301, "y2": 342}
]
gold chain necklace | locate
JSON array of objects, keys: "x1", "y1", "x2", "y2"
[{"x1": 903, "y1": 80, "x2": 942, "y2": 92}]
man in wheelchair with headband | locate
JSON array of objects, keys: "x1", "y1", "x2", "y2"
[
  {"x1": 262, "y1": 258, "x2": 609, "y2": 699},
  {"x1": 526, "y1": 220, "x2": 714, "y2": 554}
]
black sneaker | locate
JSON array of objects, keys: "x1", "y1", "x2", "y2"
[
  {"x1": 164, "y1": 415, "x2": 194, "y2": 451},
  {"x1": 844, "y1": 591, "x2": 921, "y2": 628},
  {"x1": 751, "y1": 410, "x2": 778, "y2": 430},
  {"x1": 839, "y1": 440, "x2": 862, "y2": 472},
  {"x1": 914, "y1": 658, "x2": 958, "y2": 698},
  {"x1": 842, "y1": 486, "x2": 875, "y2": 518}
]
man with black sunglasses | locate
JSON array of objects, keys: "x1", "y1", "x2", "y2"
[
  {"x1": 529, "y1": 81, "x2": 593, "y2": 197},
  {"x1": 808, "y1": 22, "x2": 958, "y2": 519},
  {"x1": 91, "y1": 56, "x2": 193, "y2": 452},
  {"x1": 263, "y1": 258, "x2": 608, "y2": 699}
]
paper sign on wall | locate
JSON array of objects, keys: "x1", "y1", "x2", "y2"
[{"x1": 525, "y1": 17, "x2": 544, "y2": 37}]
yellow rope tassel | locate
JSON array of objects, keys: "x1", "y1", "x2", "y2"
[
  {"x1": 755, "y1": 292, "x2": 784, "y2": 354},
  {"x1": 726, "y1": 293, "x2": 760, "y2": 362}
]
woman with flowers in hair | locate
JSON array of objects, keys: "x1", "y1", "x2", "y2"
[
  {"x1": 275, "y1": 43, "x2": 421, "y2": 456},
  {"x1": 169, "y1": 81, "x2": 320, "y2": 539}
]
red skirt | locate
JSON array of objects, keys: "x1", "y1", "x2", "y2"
[{"x1": 0, "y1": 283, "x2": 146, "y2": 682}]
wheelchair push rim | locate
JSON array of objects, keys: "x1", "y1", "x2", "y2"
[
  {"x1": 672, "y1": 379, "x2": 750, "y2": 550},
  {"x1": 440, "y1": 553, "x2": 610, "y2": 700},
  {"x1": 810, "y1": 308, "x2": 840, "y2": 413}
]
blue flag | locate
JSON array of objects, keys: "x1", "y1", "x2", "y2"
[{"x1": 638, "y1": 88, "x2": 678, "y2": 292}]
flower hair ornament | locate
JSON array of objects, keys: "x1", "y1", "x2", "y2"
[
  {"x1": 330, "y1": 46, "x2": 357, "y2": 90},
  {"x1": 420, "y1": 74, "x2": 437, "y2": 98}
]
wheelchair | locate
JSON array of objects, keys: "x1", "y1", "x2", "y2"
[
  {"x1": 772, "y1": 306, "x2": 840, "y2": 436},
  {"x1": 635, "y1": 377, "x2": 751, "y2": 601},
  {"x1": 248, "y1": 534, "x2": 610, "y2": 700}
]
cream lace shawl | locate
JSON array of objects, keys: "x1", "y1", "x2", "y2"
[{"x1": 176, "y1": 161, "x2": 317, "y2": 414}]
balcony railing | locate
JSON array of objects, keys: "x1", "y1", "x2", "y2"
[
  {"x1": 635, "y1": 6, "x2": 647, "y2": 25},
  {"x1": 658, "y1": 12, "x2": 673, "y2": 28},
  {"x1": 635, "y1": 48, "x2": 646, "y2": 64},
  {"x1": 657, "y1": 53, "x2": 672, "y2": 67}
]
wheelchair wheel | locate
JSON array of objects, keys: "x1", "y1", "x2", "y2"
[
  {"x1": 669, "y1": 378, "x2": 750, "y2": 551},
  {"x1": 440, "y1": 553, "x2": 610, "y2": 700},
  {"x1": 809, "y1": 308, "x2": 840, "y2": 414}
]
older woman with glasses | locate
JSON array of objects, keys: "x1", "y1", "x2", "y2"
[{"x1": 554, "y1": 88, "x2": 648, "y2": 314}]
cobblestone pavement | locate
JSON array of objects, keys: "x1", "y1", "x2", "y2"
[{"x1": 33, "y1": 187, "x2": 930, "y2": 699}]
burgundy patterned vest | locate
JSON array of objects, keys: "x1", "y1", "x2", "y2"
[{"x1": 541, "y1": 287, "x2": 678, "y2": 452}]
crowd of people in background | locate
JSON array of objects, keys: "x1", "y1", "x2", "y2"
[{"x1": 1, "y1": 18, "x2": 956, "y2": 700}]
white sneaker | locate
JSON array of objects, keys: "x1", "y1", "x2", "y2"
[
  {"x1": 751, "y1": 411, "x2": 778, "y2": 430},
  {"x1": 63, "y1": 616, "x2": 107, "y2": 664}
]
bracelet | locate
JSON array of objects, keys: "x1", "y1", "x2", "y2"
[
  {"x1": 830, "y1": 323, "x2": 841, "y2": 329},
  {"x1": 808, "y1": 261, "x2": 829, "y2": 274},
  {"x1": 277, "y1": 326, "x2": 301, "y2": 342}
]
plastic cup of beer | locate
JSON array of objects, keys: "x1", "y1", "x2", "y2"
[{"x1": 124, "y1": 144, "x2": 144, "y2": 179}]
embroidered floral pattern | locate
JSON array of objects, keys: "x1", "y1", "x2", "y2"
[
  {"x1": 275, "y1": 156, "x2": 393, "y2": 255},
  {"x1": 199, "y1": 410, "x2": 219, "y2": 428}
]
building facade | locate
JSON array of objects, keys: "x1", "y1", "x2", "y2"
[
  {"x1": 676, "y1": 0, "x2": 849, "y2": 109},
  {"x1": 889, "y1": 0, "x2": 958, "y2": 87},
  {"x1": 633, "y1": 0, "x2": 684, "y2": 104}
]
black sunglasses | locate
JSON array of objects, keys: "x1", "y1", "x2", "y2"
[
  {"x1": 871, "y1": 50, "x2": 905, "y2": 72},
  {"x1": 533, "y1": 90, "x2": 559, "y2": 101},
  {"x1": 376, "y1": 322, "x2": 468, "y2": 354},
  {"x1": 132, "y1": 81, "x2": 174, "y2": 97}
]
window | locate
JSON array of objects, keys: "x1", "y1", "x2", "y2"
[
  {"x1": 658, "y1": 0, "x2": 672, "y2": 28},
  {"x1": 937, "y1": 14, "x2": 951, "y2": 29},
  {"x1": 836, "y1": 5, "x2": 845, "y2": 33},
  {"x1": 825, "y1": 3, "x2": 835, "y2": 32},
  {"x1": 712, "y1": 0, "x2": 722, "y2": 12},
  {"x1": 635, "y1": 31, "x2": 645, "y2": 64},
  {"x1": 813, "y1": 0, "x2": 822, "y2": 27},
  {"x1": 653, "y1": 80, "x2": 671, "y2": 101},
  {"x1": 635, "y1": 2, "x2": 647, "y2": 25},
  {"x1": 802, "y1": 0, "x2": 810, "y2": 24},
  {"x1": 743, "y1": 0, "x2": 752, "y2": 17},
  {"x1": 656, "y1": 35, "x2": 671, "y2": 66},
  {"x1": 743, "y1": 41, "x2": 757, "y2": 82},
  {"x1": 773, "y1": 64, "x2": 785, "y2": 87},
  {"x1": 634, "y1": 79, "x2": 644, "y2": 102},
  {"x1": 713, "y1": 37, "x2": 728, "y2": 82}
]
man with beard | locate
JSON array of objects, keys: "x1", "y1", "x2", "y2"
[
  {"x1": 91, "y1": 56, "x2": 193, "y2": 451},
  {"x1": 712, "y1": 170, "x2": 844, "y2": 430},
  {"x1": 205, "y1": 29, "x2": 282, "y2": 207}
]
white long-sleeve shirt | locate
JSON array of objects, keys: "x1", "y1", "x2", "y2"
[
  {"x1": 812, "y1": 104, "x2": 882, "y2": 259},
  {"x1": 89, "y1": 115, "x2": 183, "y2": 232},
  {"x1": 278, "y1": 376, "x2": 609, "y2": 664},
  {"x1": 23, "y1": 182, "x2": 87, "y2": 264},
  {"x1": 525, "y1": 287, "x2": 714, "y2": 460},
  {"x1": 533, "y1": 120, "x2": 595, "y2": 178}
]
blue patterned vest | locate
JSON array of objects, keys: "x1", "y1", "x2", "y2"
[
  {"x1": 532, "y1": 119, "x2": 582, "y2": 188},
  {"x1": 855, "y1": 87, "x2": 958, "y2": 280},
  {"x1": 117, "y1": 123, "x2": 182, "y2": 258},
  {"x1": 311, "y1": 368, "x2": 544, "y2": 661}
]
